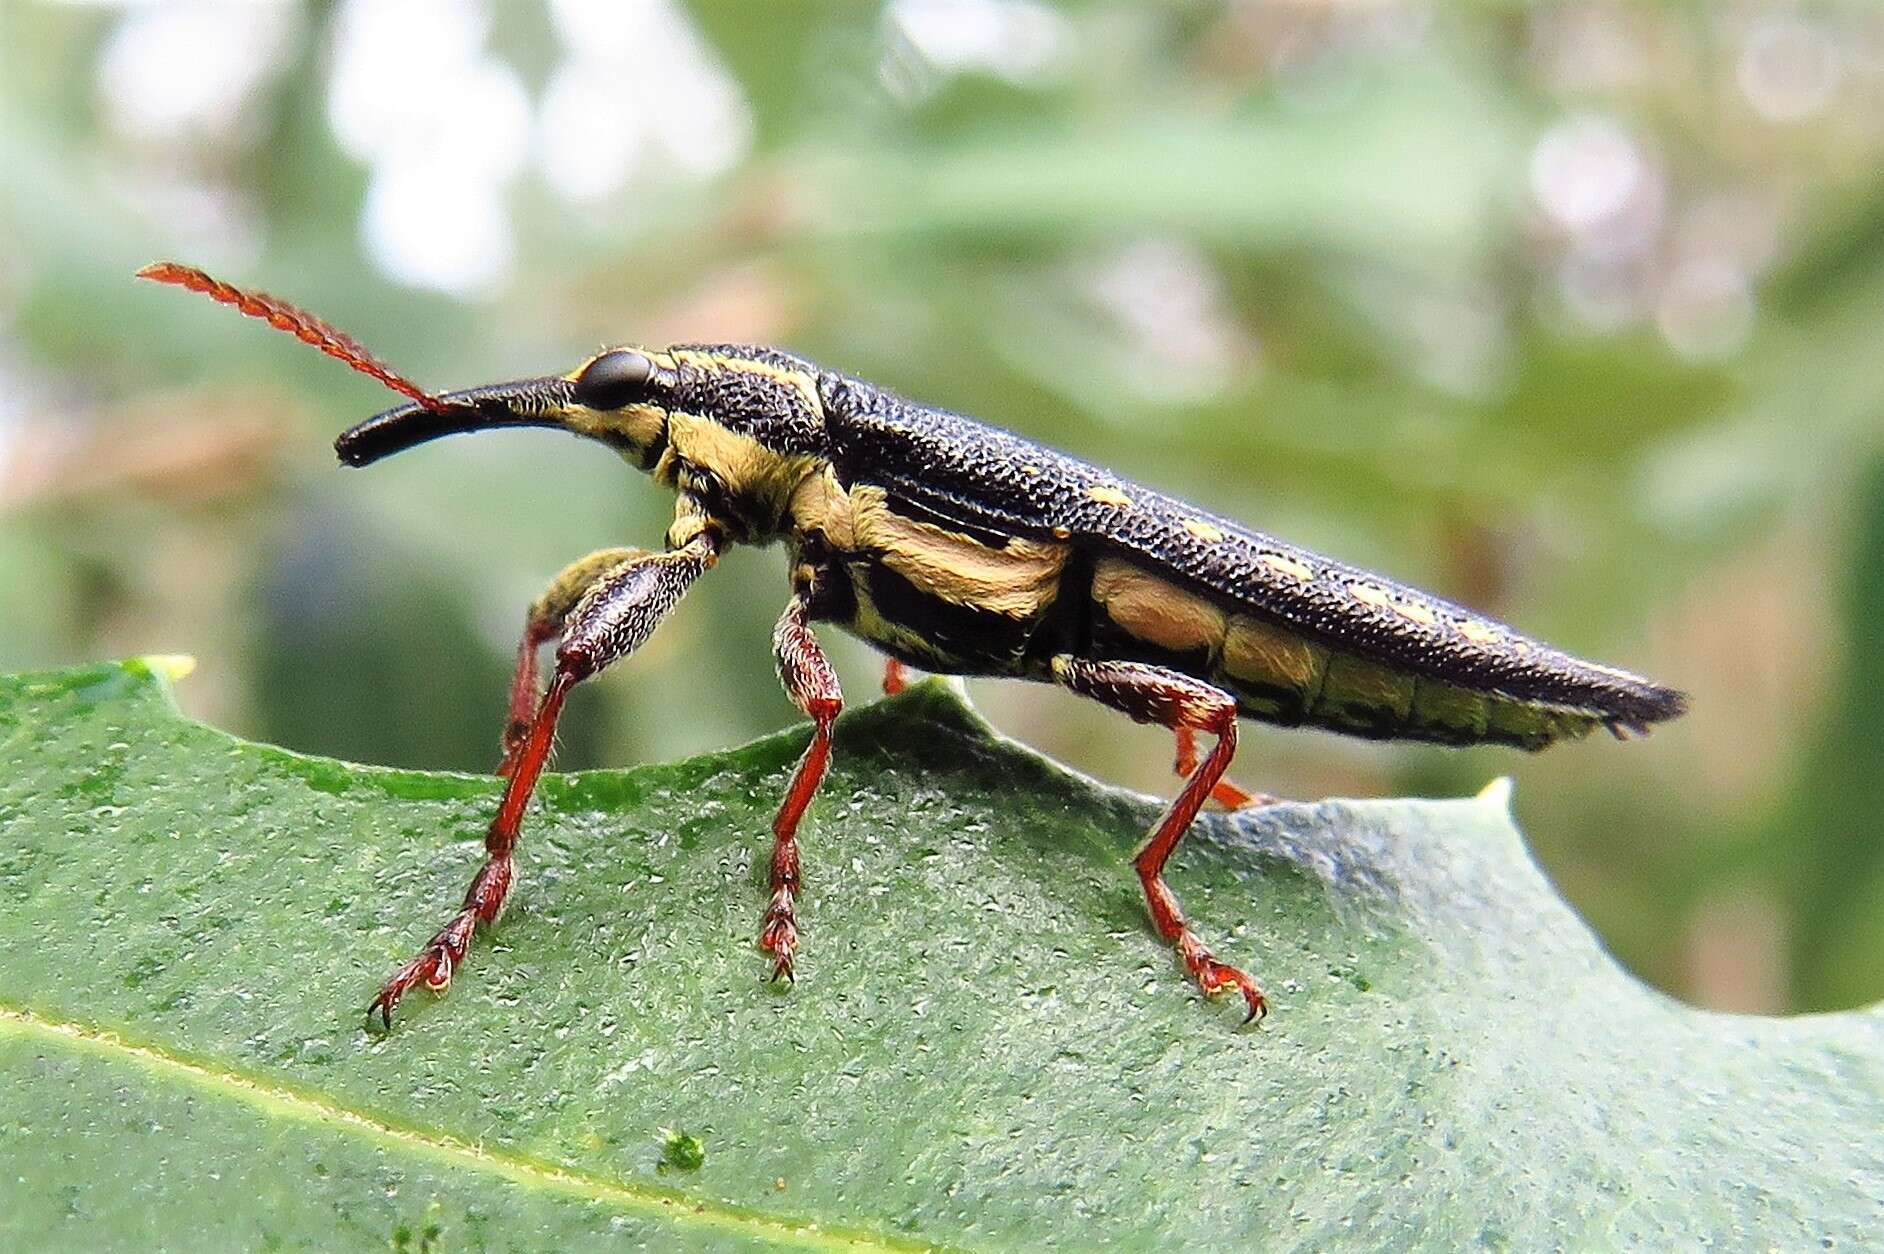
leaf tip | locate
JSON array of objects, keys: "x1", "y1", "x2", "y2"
[
  {"x1": 141, "y1": 654, "x2": 198, "y2": 684},
  {"x1": 1475, "y1": 775, "x2": 1515, "y2": 810}
]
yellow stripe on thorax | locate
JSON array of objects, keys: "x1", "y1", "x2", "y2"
[{"x1": 665, "y1": 412, "x2": 818, "y2": 534}]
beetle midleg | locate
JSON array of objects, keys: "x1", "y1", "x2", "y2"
[
  {"x1": 1051, "y1": 656, "x2": 1266, "y2": 1023},
  {"x1": 764, "y1": 593, "x2": 844, "y2": 982},
  {"x1": 368, "y1": 538, "x2": 715, "y2": 1028},
  {"x1": 499, "y1": 546, "x2": 650, "y2": 773},
  {"x1": 1084, "y1": 561, "x2": 1271, "y2": 807}
]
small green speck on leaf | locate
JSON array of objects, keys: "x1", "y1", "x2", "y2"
[{"x1": 658, "y1": 1128, "x2": 706, "y2": 1174}]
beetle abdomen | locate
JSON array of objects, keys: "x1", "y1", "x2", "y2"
[{"x1": 1086, "y1": 555, "x2": 1605, "y2": 749}]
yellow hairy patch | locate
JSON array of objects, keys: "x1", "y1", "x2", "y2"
[
  {"x1": 1318, "y1": 653, "x2": 1416, "y2": 721},
  {"x1": 788, "y1": 466, "x2": 856, "y2": 550},
  {"x1": 1222, "y1": 615, "x2": 1326, "y2": 693},
  {"x1": 1092, "y1": 558, "x2": 1227, "y2": 655},
  {"x1": 1393, "y1": 600, "x2": 1439, "y2": 627},
  {"x1": 665, "y1": 510, "x2": 717, "y2": 554},
  {"x1": 1486, "y1": 699, "x2": 1591, "y2": 747},
  {"x1": 845, "y1": 570, "x2": 953, "y2": 665},
  {"x1": 1260, "y1": 552, "x2": 1314, "y2": 581},
  {"x1": 1183, "y1": 518, "x2": 1225, "y2": 543},
  {"x1": 1458, "y1": 619, "x2": 1501, "y2": 645},
  {"x1": 852, "y1": 485, "x2": 1068, "y2": 617},
  {"x1": 1086, "y1": 485, "x2": 1133, "y2": 507}
]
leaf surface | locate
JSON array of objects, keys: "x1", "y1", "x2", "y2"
[{"x1": 0, "y1": 660, "x2": 1877, "y2": 1250}]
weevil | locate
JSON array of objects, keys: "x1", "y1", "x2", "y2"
[{"x1": 140, "y1": 262, "x2": 1687, "y2": 1027}]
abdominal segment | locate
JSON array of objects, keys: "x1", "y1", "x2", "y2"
[{"x1": 1086, "y1": 557, "x2": 1596, "y2": 749}]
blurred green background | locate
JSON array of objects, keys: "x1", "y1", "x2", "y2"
[{"x1": 3, "y1": 0, "x2": 1880, "y2": 1015}]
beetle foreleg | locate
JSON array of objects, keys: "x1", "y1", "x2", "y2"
[
  {"x1": 500, "y1": 547, "x2": 650, "y2": 774},
  {"x1": 880, "y1": 657, "x2": 911, "y2": 695},
  {"x1": 369, "y1": 538, "x2": 715, "y2": 1028},
  {"x1": 1052, "y1": 657, "x2": 1266, "y2": 1024},
  {"x1": 764, "y1": 594, "x2": 843, "y2": 982}
]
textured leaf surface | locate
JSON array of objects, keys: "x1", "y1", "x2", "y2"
[{"x1": 0, "y1": 660, "x2": 1878, "y2": 1250}]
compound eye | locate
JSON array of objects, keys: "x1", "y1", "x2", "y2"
[{"x1": 573, "y1": 349, "x2": 654, "y2": 410}]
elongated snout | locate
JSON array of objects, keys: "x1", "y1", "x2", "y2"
[{"x1": 335, "y1": 376, "x2": 576, "y2": 467}]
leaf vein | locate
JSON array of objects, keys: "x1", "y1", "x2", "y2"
[{"x1": 0, "y1": 1003, "x2": 930, "y2": 1253}]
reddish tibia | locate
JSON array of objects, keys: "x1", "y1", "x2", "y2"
[
  {"x1": 368, "y1": 673, "x2": 571, "y2": 1027},
  {"x1": 762, "y1": 721, "x2": 827, "y2": 980},
  {"x1": 136, "y1": 261, "x2": 449, "y2": 414},
  {"x1": 881, "y1": 657, "x2": 909, "y2": 696},
  {"x1": 1173, "y1": 725, "x2": 1275, "y2": 810},
  {"x1": 497, "y1": 621, "x2": 553, "y2": 777},
  {"x1": 1137, "y1": 699, "x2": 1265, "y2": 1022}
]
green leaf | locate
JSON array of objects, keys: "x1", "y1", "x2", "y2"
[{"x1": 0, "y1": 659, "x2": 1877, "y2": 1249}]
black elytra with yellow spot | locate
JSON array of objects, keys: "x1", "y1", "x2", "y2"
[{"x1": 340, "y1": 343, "x2": 1686, "y2": 752}]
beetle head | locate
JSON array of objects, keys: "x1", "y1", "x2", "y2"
[{"x1": 334, "y1": 347, "x2": 678, "y2": 469}]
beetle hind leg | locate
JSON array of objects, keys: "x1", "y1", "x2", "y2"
[
  {"x1": 1173, "y1": 725, "x2": 1278, "y2": 810},
  {"x1": 880, "y1": 657, "x2": 915, "y2": 695},
  {"x1": 1054, "y1": 657, "x2": 1267, "y2": 1024}
]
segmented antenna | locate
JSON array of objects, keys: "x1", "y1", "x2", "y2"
[{"x1": 136, "y1": 261, "x2": 450, "y2": 413}]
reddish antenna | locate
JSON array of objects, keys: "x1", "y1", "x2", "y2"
[{"x1": 136, "y1": 261, "x2": 451, "y2": 414}]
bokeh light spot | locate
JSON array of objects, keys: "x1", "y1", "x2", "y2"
[
  {"x1": 362, "y1": 163, "x2": 513, "y2": 295},
  {"x1": 1531, "y1": 114, "x2": 1645, "y2": 233},
  {"x1": 97, "y1": 1, "x2": 296, "y2": 146}
]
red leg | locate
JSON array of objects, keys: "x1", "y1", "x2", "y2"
[
  {"x1": 1174, "y1": 726, "x2": 1277, "y2": 810},
  {"x1": 498, "y1": 622, "x2": 551, "y2": 775},
  {"x1": 370, "y1": 541, "x2": 713, "y2": 1028},
  {"x1": 370, "y1": 673, "x2": 570, "y2": 1027},
  {"x1": 498, "y1": 547, "x2": 646, "y2": 775},
  {"x1": 881, "y1": 657, "x2": 911, "y2": 695},
  {"x1": 764, "y1": 595, "x2": 843, "y2": 981},
  {"x1": 1055, "y1": 657, "x2": 1266, "y2": 1023}
]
